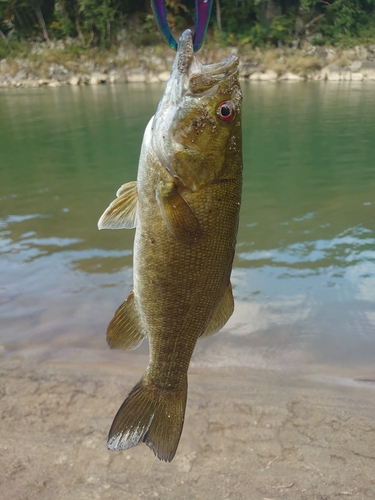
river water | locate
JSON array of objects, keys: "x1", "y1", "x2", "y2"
[{"x1": 1, "y1": 82, "x2": 374, "y2": 372}]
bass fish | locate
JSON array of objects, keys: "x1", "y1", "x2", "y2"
[{"x1": 98, "y1": 29, "x2": 242, "y2": 462}]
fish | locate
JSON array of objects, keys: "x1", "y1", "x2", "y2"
[{"x1": 98, "y1": 29, "x2": 242, "y2": 462}]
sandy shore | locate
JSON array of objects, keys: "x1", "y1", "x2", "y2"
[{"x1": 1, "y1": 356, "x2": 374, "y2": 500}]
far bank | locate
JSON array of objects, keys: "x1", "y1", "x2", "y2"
[{"x1": 1, "y1": 40, "x2": 375, "y2": 88}]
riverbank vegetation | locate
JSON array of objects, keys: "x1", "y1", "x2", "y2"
[
  {"x1": 1, "y1": 0, "x2": 375, "y2": 58},
  {"x1": 1, "y1": 0, "x2": 375, "y2": 86}
]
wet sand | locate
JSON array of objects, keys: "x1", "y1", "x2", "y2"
[{"x1": 1, "y1": 356, "x2": 374, "y2": 500}]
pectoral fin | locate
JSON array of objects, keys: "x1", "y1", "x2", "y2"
[
  {"x1": 155, "y1": 182, "x2": 202, "y2": 245},
  {"x1": 98, "y1": 181, "x2": 138, "y2": 230},
  {"x1": 107, "y1": 291, "x2": 146, "y2": 350},
  {"x1": 200, "y1": 283, "x2": 234, "y2": 339}
]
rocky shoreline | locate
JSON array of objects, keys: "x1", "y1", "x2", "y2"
[{"x1": 1, "y1": 42, "x2": 375, "y2": 88}]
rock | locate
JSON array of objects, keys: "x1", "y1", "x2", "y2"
[
  {"x1": 116, "y1": 46, "x2": 127, "y2": 61},
  {"x1": 361, "y1": 60, "x2": 375, "y2": 70},
  {"x1": 147, "y1": 74, "x2": 160, "y2": 83},
  {"x1": 354, "y1": 45, "x2": 368, "y2": 59},
  {"x1": 14, "y1": 69, "x2": 28, "y2": 81},
  {"x1": 278, "y1": 72, "x2": 304, "y2": 81},
  {"x1": 320, "y1": 64, "x2": 341, "y2": 80},
  {"x1": 38, "y1": 79, "x2": 51, "y2": 86},
  {"x1": 292, "y1": 38, "x2": 300, "y2": 49},
  {"x1": 301, "y1": 41, "x2": 316, "y2": 55},
  {"x1": 326, "y1": 48, "x2": 336, "y2": 61},
  {"x1": 53, "y1": 40, "x2": 65, "y2": 51},
  {"x1": 263, "y1": 70, "x2": 278, "y2": 81},
  {"x1": 351, "y1": 72, "x2": 364, "y2": 81},
  {"x1": 69, "y1": 76, "x2": 80, "y2": 86},
  {"x1": 49, "y1": 63, "x2": 71, "y2": 82},
  {"x1": 23, "y1": 80, "x2": 39, "y2": 88},
  {"x1": 90, "y1": 72, "x2": 107, "y2": 85},
  {"x1": 342, "y1": 70, "x2": 351, "y2": 81},
  {"x1": 158, "y1": 71, "x2": 170, "y2": 82},
  {"x1": 239, "y1": 62, "x2": 259, "y2": 78},
  {"x1": 321, "y1": 64, "x2": 342, "y2": 81},
  {"x1": 306, "y1": 71, "x2": 319, "y2": 80},
  {"x1": 250, "y1": 70, "x2": 278, "y2": 81},
  {"x1": 364, "y1": 71, "x2": 375, "y2": 80},
  {"x1": 64, "y1": 36, "x2": 76, "y2": 46},
  {"x1": 349, "y1": 60, "x2": 362, "y2": 71},
  {"x1": 82, "y1": 61, "x2": 95, "y2": 72},
  {"x1": 315, "y1": 46, "x2": 329, "y2": 64},
  {"x1": 30, "y1": 43, "x2": 46, "y2": 55},
  {"x1": 367, "y1": 44, "x2": 375, "y2": 54},
  {"x1": 108, "y1": 70, "x2": 127, "y2": 84},
  {"x1": 128, "y1": 69, "x2": 147, "y2": 83},
  {"x1": 360, "y1": 62, "x2": 375, "y2": 80},
  {"x1": 327, "y1": 72, "x2": 341, "y2": 81},
  {"x1": 79, "y1": 74, "x2": 90, "y2": 85},
  {"x1": 48, "y1": 80, "x2": 62, "y2": 87}
]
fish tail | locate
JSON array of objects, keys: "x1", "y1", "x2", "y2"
[{"x1": 107, "y1": 376, "x2": 187, "y2": 462}]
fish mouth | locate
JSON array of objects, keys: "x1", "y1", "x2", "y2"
[
  {"x1": 177, "y1": 29, "x2": 239, "y2": 94},
  {"x1": 154, "y1": 29, "x2": 239, "y2": 119}
]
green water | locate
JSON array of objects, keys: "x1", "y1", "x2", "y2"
[{"x1": 1, "y1": 82, "x2": 374, "y2": 370}]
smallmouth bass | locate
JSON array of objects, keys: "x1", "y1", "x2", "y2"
[{"x1": 98, "y1": 29, "x2": 242, "y2": 462}]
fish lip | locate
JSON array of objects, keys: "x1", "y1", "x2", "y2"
[
  {"x1": 197, "y1": 55, "x2": 239, "y2": 77},
  {"x1": 177, "y1": 29, "x2": 239, "y2": 78},
  {"x1": 177, "y1": 29, "x2": 194, "y2": 75},
  {"x1": 187, "y1": 54, "x2": 239, "y2": 96},
  {"x1": 177, "y1": 29, "x2": 238, "y2": 82}
]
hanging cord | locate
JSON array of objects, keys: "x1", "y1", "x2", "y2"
[{"x1": 150, "y1": 0, "x2": 213, "y2": 52}]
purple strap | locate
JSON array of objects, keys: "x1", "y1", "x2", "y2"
[{"x1": 151, "y1": 0, "x2": 213, "y2": 52}]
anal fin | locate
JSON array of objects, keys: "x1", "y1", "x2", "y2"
[
  {"x1": 98, "y1": 181, "x2": 138, "y2": 230},
  {"x1": 200, "y1": 282, "x2": 234, "y2": 339},
  {"x1": 107, "y1": 291, "x2": 146, "y2": 350},
  {"x1": 156, "y1": 182, "x2": 202, "y2": 245}
]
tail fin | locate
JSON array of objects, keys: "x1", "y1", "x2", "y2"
[{"x1": 107, "y1": 376, "x2": 187, "y2": 462}]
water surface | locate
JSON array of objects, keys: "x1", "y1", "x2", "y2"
[{"x1": 1, "y1": 82, "x2": 374, "y2": 371}]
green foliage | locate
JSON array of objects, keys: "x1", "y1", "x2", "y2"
[
  {"x1": 0, "y1": 40, "x2": 8, "y2": 59},
  {"x1": 218, "y1": 0, "x2": 256, "y2": 34},
  {"x1": 237, "y1": 23, "x2": 269, "y2": 47},
  {"x1": 53, "y1": 0, "x2": 119, "y2": 44},
  {"x1": 0, "y1": 0, "x2": 374, "y2": 48},
  {"x1": 269, "y1": 13, "x2": 294, "y2": 43},
  {"x1": 318, "y1": 0, "x2": 375, "y2": 45}
]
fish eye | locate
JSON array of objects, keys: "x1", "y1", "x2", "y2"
[{"x1": 217, "y1": 101, "x2": 235, "y2": 123}]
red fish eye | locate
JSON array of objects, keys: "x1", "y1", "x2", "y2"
[{"x1": 217, "y1": 101, "x2": 235, "y2": 123}]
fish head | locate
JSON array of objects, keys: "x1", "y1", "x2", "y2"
[{"x1": 151, "y1": 29, "x2": 242, "y2": 191}]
